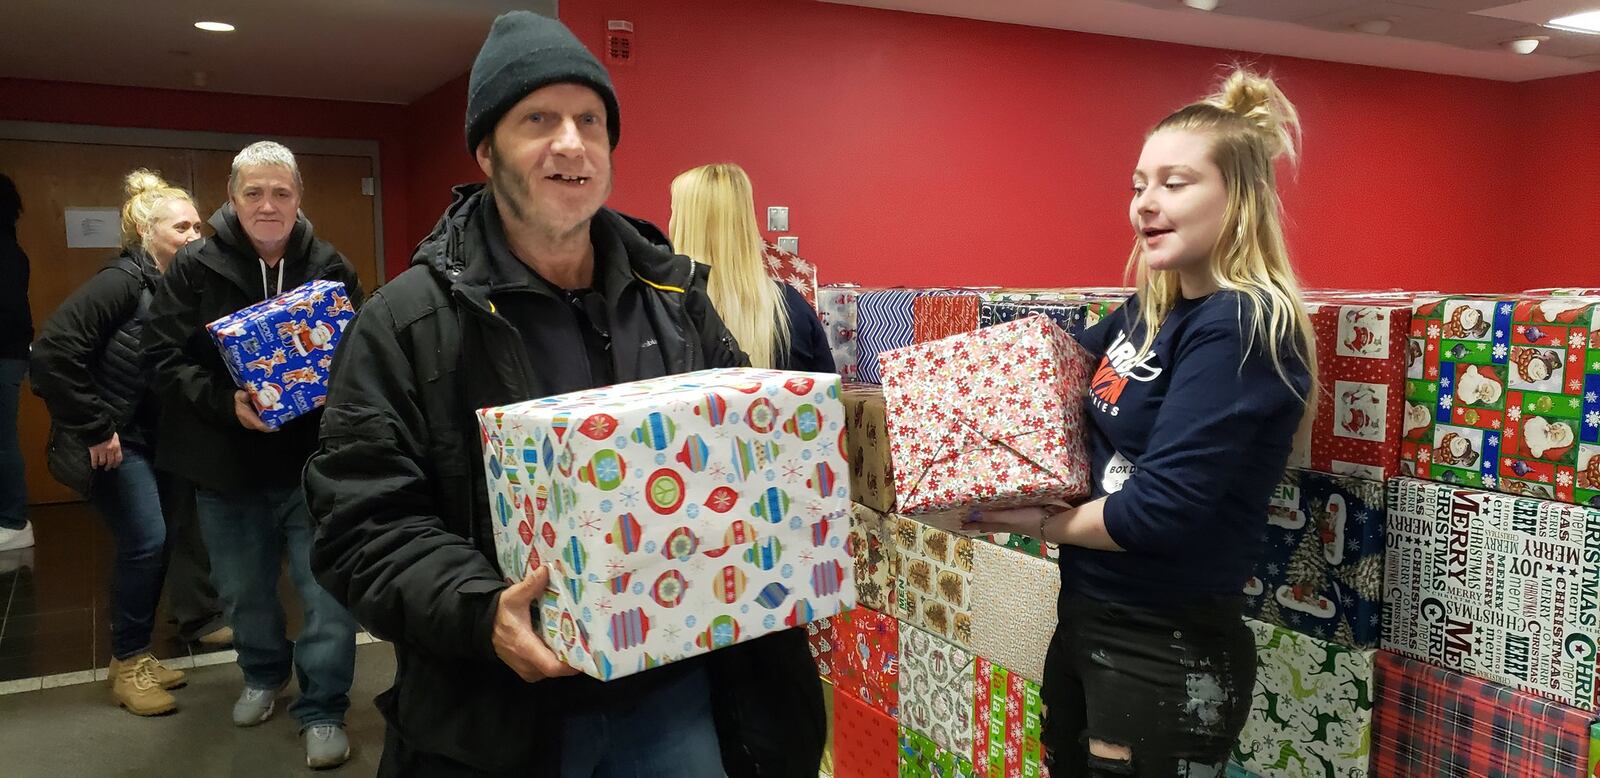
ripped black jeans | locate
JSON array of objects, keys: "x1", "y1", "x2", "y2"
[{"x1": 1041, "y1": 594, "x2": 1255, "y2": 778}]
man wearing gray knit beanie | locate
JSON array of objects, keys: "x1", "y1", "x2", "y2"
[{"x1": 306, "y1": 11, "x2": 827, "y2": 777}]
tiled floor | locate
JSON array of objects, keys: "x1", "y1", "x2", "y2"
[{"x1": 0, "y1": 500, "x2": 305, "y2": 685}]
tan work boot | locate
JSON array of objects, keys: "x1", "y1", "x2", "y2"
[
  {"x1": 110, "y1": 656, "x2": 177, "y2": 716},
  {"x1": 136, "y1": 653, "x2": 187, "y2": 690}
]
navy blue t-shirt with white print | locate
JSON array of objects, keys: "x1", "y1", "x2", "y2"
[{"x1": 1063, "y1": 291, "x2": 1311, "y2": 604}]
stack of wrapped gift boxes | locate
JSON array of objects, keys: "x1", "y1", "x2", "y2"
[
  {"x1": 814, "y1": 300, "x2": 1099, "y2": 778},
  {"x1": 1229, "y1": 291, "x2": 1415, "y2": 778},
  {"x1": 1371, "y1": 292, "x2": 1600, "y2": 777}
]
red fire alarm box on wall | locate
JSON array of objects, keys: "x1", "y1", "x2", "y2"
[{"x1": 606, "y1": 20, "x2": 634, "y2": 66}]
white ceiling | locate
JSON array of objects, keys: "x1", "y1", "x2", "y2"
[
  {"x1": 0, "y1": 0, "x2": 557, "y2": 104},
  {"x1": 824, "y1": 0, "x2": 1600, "y2": 81},
  {"x1": 0, "y1": 0, "x2": 1593, "y2": 104}
]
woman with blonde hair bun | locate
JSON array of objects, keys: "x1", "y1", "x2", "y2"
[
  {"x1": 669, "y1": 163, "x2": 833, "y2": 372},
  {"x1": 31, "y1": 169, "x2": 204, "y2": 716},
  {"x1": 971, "y1": 69, "x2": 1317, "y2": 776}
]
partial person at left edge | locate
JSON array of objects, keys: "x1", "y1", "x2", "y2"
[{"x1": 0, "y1": 173, "x2": 33, "y2": 552}]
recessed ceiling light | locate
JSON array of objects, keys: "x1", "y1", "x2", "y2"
[
  {"x1": 194, "y1": 21, "x2": 235, "y2": 33},
  {"x1": 1502, "y1": 36, "x2": 1546, "y2": 54},
  {"x1": 1546, "y1": 10, "x2": 1600, "y2": 34},
  {"x1": 1181, "y1": 0, "x2": 1220, "y2": 10},
  {"x1": 1352, "y1": 18, "x2": 1394, "y2": 35}
]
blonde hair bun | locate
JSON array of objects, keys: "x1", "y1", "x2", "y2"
[
  {"x1": 1207, "y1": 68, "x2": 1300, "y2": 163},
  {"x1": 124, "y1": 169, "x2": 172, "y2": 198}
]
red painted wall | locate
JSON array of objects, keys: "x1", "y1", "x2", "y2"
[
  {"x1": 358, "y1": 1, "x2": 1600, "y2": 293},
  {"x1": 1513, "y1": 71, "x2": 1600, "y2": 291},
  {"x1": 0, "y1": 78, "x2": 412, "y2": 277}
]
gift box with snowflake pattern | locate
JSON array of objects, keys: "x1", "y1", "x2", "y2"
[
  {"x1": 476, "y1": 368, "x2": 854, "y2": 681},
  {"x1": 1233, "y1": 618, "x2": 1377, "y2": 778},
  {"x1": 1399, "y1": 295, "x2": 1600, "y2": 507},
  {"x1": 206, "y1": 279, "x2": 356, "y2": 430},
  {"x1": 880, "y1": 315, "x2": 1092, "y2": 516},
  {"x1": 1244, "y1": 469, "x2": 1387, "y2": 648},
  {"x1": 761, "y1": 241, "x2": 817, "y2": 308},
  {"x1": 1381, "y1": 477, "x2": 1600, "y2": 709}
]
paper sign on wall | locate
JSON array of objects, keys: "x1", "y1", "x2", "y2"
[{"x1": 64, "y1": 207, "x2": 122, "y2": 249}]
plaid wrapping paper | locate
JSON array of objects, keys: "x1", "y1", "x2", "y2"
[
  {"x1": 1289, "y1": 300, "x2": 1413, "y2": 481},
  {"x1": 901, "y1": 622, "x2": 979, "y2": 760},
  {"x1": 881, "y1": 315, "x2": 1093, "y2": 515},
  {"x1": 1381, "y1": 477, "x2": 1600, "y2": 710},
  {"x1": 809, "y1": 616, "x2": 839, "y2": 679},
  {"x1": 1400, "y1": 295, "x2": 1600, "y2": 507},
  {"x1": 761, "y1": 240, "x2": 817, "y2": 309},
  {"x1": 835, "y1": 689, "x2": 900, "y2": 778},
  {"x1": 857, "y1": 290, "x2": 928, "y2": 385},
  {"x1": 913, "y1": 293, "x2": 982, "y2": 344},
  {"x1": 900, "y1": 727, "x2": 977, "y2": 778},
  {"x1": 895, "y1": 517, "x2": 975, "y2": 646},
  {"x1": 1373, "y1": 650, "x2": 1591, "y2": 778},
  {"x1": 1234, "y1": 619, "x2": 1377, "y2": 778},
  {"x1": 834, "y1": 605, "x2": 901, "y2": 718},
  {"x1": 850, "y1": 503, "x2": 900, "y2": 613},
  {"x1": 977, "y1": 300, "x2": 1088, "y2": 341},
  {"x1": 844, "y1": 384, "x2": 898, "y2": 513},
  {"x1": 1244, "y1": 469, "x2": 1386, "y2": 648},
  {"x1": 972, "y1": 656, "x2": 1044, "y2": 778}
]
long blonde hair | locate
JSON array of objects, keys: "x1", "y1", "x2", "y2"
[
  {"x1": 1128, "y1": 68, "x2": 1318, "y2": 414},
  {"x1": 120, "y1": 169, "x2": 195, "y2": 254},
  {"x1": 669, "y1": 164, "x2": 791, "y2": 369}
]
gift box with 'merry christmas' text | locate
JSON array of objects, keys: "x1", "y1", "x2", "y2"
[
  {"x1": 881, "y1": 315, "x2": 1092, "y2": 516},
  {"x1": 1381, "y1": 476, "x2": 1600, "y2": 709},
  {"x1": 1400, "y1": 295, "x2": 1600, "y2": 507},
  {"x1": 206, "y1": 279, "x2": 355, "y2": 430},
  {"x1": 476, "y1": 368, "x2": 855, "y2": 681}
]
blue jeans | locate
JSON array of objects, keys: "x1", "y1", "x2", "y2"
[
  {"x1": 0, "y1": 358, "x2": 26, "y2": 530},
  {"x1": 559, "y1": 664, "x2": 726, "y2": 778},
  {"x1": 195, "y1": 484, "x2": 356, "y2": 728},
  {"x1": 87, "y1": 444, "x2": 168, "y2": 660}
]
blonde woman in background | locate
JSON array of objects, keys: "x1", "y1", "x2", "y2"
[
  {"x1": 669, "y1": 163, "x2": 833, "y2": 372},
  {"x1": 31, "y1": 170, "x2": 204, "y2": 716},
  {"x1": 971, "y1": 69, "x2": 1317, "y2": 776}
]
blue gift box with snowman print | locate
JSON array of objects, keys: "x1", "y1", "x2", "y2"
[{"x1": 206, "y1": 279, "x2": 356, "y2": 430}]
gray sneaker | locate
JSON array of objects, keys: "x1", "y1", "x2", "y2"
[
  {"x1": 304, "y1": 723, "x2": 350, "y2": 769},
  {"x1": 232, "y1": 683, "x2": 285, "y2": 727}
]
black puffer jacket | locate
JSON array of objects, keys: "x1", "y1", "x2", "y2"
[
  {"x1": 31, "y1": 249, "x2": 161, "y2": 448},
  {"x1": 305, "y1": 185, "x2": 826, "y2": 776},
  {"x1": 143, "y1": 204, "x2": 363, "y2": 493}
]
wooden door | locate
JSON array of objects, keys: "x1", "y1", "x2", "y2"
[
  {"x1": 0, "y1": 139, "x2": 380, "y2": 505},
  {"x1": 0, "y1": 140, "x2": 195, "y2": 505},
  {"x1": 191, "y1": 150, "x2": 380, "y2": 295}
]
